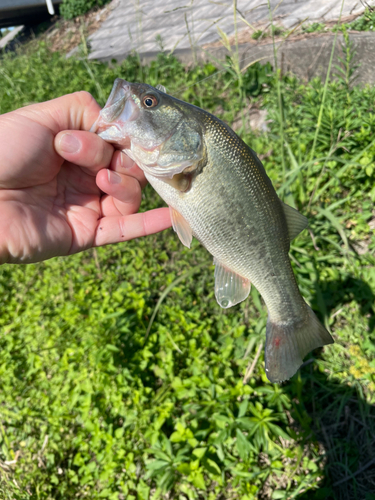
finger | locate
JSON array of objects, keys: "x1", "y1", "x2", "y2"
[
  {"x1": 96, "y1": 169, "x2": 142, "y2": 216},
  {"x1": 94, "y1": 208, "x2": 171, "y2": 246},
  {"x1": 100, "y1": 195, "x2": 122, "y2": 217},
  {"x1": 55, "y1": 130, "x2": 114, "y2": 175},
  {"x1": 110, "y1": 151, "x2": 147, "y2": 188},
  {"x1": 15, "y1": 91, "x2": 102, "y2": 134}
]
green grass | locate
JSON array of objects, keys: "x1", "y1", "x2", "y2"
[
  {"x1": 59, "y1": 0, "x2": 112, "y2": 20},
  {"x1": 0, "y1": 40, "x2": 375, "y2": 500}
]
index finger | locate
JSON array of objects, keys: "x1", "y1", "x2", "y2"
[
  {"x1": 13, "y1": 91, "x2": 101, "y2": 135},
  {"x1": 94, "y1": 208, "x2": 172, "y2": 247}
]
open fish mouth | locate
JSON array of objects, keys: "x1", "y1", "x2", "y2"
[{"x1": 90, "y1": 78, "x2": 139, "y2": 140}]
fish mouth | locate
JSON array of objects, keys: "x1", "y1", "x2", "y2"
[{"x1": 90, "y1": 78, "x2": 139, "y2": 141}]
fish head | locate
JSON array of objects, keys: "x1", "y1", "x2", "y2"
[{"x1": 93, "y1": 79, "x2": 203, "y2": 179}]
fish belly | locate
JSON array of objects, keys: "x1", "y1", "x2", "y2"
[{"x1": 145, "y1": 154, "x2": 305, "y2": 324}]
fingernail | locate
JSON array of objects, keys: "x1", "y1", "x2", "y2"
[
  {"x1": 59, "y1": 133, "x2": 80, "y2": 154},
  {"x1": 108, "y1": 170, "x2": 122, "y2": 184}
]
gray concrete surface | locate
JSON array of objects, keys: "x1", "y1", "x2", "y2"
[
  {"x1": 216, "y1": 32, "x2": 375, "y2": 85},
  {"x1": 0, "y1": 25, "x2": 24, "y2": 49},
  {"x1": 88, "y1": 0, "x2": 367, "y2": 62}
]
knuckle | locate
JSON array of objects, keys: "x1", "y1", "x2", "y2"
[
  {"x1": 118, "y1": 216, "x2": 127, "y2": 240},
  {"x1": 126, "y1": 177, "x2": 142, "y2": 206},
  {"x1": 75, "y1": 90, "x2": 97, "y2": 107},
  {"x1": 92, "y1": 139, "x2": 106, "y2": 166}
]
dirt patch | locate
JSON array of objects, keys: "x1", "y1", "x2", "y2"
[{"x1": 41, "y1": 4, "x2": 116, "y2": 54}]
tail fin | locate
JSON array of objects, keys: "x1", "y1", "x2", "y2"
[{"x1": 264, "y1": 304, "x2": 334, "y2": 383}]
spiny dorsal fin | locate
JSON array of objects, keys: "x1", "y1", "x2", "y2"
[
  {"x1": 282, "y1": 202, "x2": 308, "y2": 241},
  {"x1": 156, "y1": 84, "x2": 167, "y2": 93}
]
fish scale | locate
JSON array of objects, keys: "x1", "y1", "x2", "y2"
[{"x1": 95, "y1": 79, "x2": 334, "y2": 382}]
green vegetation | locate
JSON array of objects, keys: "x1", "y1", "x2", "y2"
[
  {"x1": 300, "y1": 7, "x2": 375, "y2": 36},
  {"x1": 0, "y1": 36, "x2": 374, "y2": 500},
  {"x1": 301, "y1": 23, "x2": 326, "y2": 34},
  {"x1": 349, "y1": 6, "x2": 375, "y2": 32},
  {"x1": 60, "y1": 0, "x2": 112, "y2": 20},
  {"x1": 251, "y1": 30, "x2": 263, "y2": 40}
]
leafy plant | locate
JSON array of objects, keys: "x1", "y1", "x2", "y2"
[
  {"x1": 349, "y1": 6, "x2": 375, "y2": 31},
  {"x1": 59, "y1": 0, "x2": 111, "y2": 20},
  {"x1": 242, "y1": 61, "x2": 273, "y2": 97},
  {"x1": 252, "y1": 29, "x2": 263, "y2": 40},
  {"x1": 302, "y1": 22, "x2": 326, "y2": 34}
]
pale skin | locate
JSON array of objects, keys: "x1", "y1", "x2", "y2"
[{"x1": 0, "y1": 91, "x2": 171, "y2": 264}]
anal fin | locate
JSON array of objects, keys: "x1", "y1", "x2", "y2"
[
  {"x1": 169, "y1": 207, "x2": 193, "y2": 248},
  {"x1": 214, "y1": 259, "x2": 251, "y2": 309}
]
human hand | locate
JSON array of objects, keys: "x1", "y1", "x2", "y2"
[{"x1": 0, "y1": 91, "x2": 171, "y2": 264}]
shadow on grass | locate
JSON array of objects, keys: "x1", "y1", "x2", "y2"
[
  {"x1": 314, "y1": 274, "x2": 375, "y2": 334},
  {"x1": 291, "y1": 367, "x2": 375, "y2": 500},
  {"x1": 293, "y1": 274, "x2": 375, "y2": 500}
]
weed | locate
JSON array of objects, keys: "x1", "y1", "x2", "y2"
[
  {"x1": 252, "y1": 29, "x2": 263, "y2": 40},
  {"x1": 60, "y1": 0, "x2": 111, "y2": 20},
  {"x1": 302, "y1": 22, "x2": 326, "y2": 34},
  {"x1": 349, "y1": 6, "x2": 375, "y2": 31}
]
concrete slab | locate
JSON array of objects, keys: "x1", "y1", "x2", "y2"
[
  {"x1": 0, "y1": 25, "x2": 24, "y2": 49},
  {"x1": 208, "y1": 31, "x2": 375, "y2": 86},
  {"x1": 79, "y1": 0, "x2": 375, "y2": 88},
  {"x1": 88, "y1": 0, "x2": 368, "y2": 62}
]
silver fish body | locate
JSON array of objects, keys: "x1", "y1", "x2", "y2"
[
  {"x1": 147, "y1": 108, "x2": 301, "y2": 321},
  {"x1": 94, "y1": 79, "x2": 333, "y2": 382}
]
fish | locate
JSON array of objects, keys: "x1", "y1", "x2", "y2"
[{"x1": 92, "y1": 78, "x2": 334, "y2": 383}]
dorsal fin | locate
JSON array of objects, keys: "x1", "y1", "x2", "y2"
[
  {"x1": 282, "y1": 202, "x2": 308, "y2": 241},
  {"x1": 156, "y1": 84, "x2": 167, "y2": 93}
]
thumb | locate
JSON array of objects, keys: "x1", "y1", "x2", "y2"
[{"x1": 54, "y1": 130, "x2": 114, "y2": 175}]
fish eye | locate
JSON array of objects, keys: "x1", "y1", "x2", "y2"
[{"x1": 142, "y1": 95, "x2": 158, "y2": 108}]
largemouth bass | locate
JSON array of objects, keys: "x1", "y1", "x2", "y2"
[{"x1": 93, "y1": 79, "x2": 334, "y2": 382}]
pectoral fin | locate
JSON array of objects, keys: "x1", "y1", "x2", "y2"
[
  {"x1": 281, "y1": 202, "x2": 308, "y2": 240},
  {"x1": 214, "y1": 259, "x2": 251, "y2": 309},
  {"x1": 169, "y1": 207, "x2": 193, "y2": 248}
]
